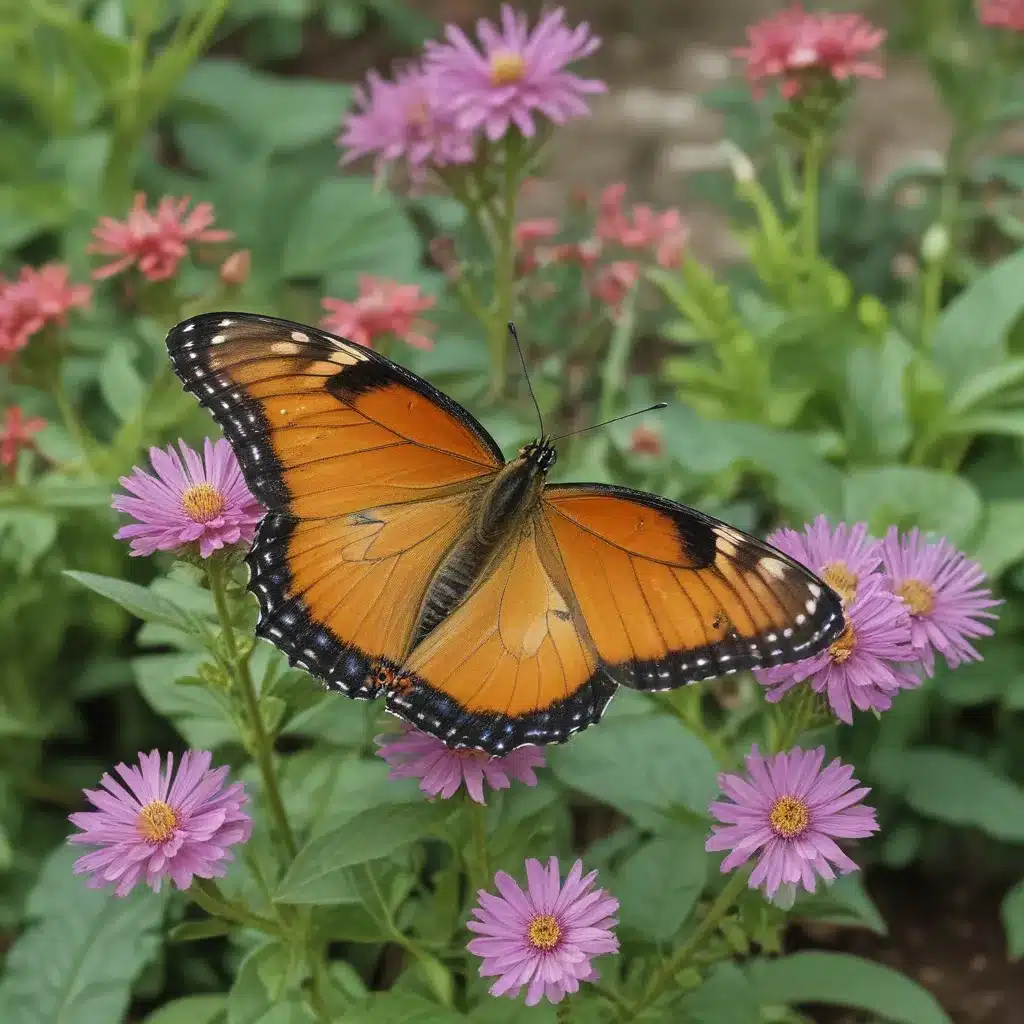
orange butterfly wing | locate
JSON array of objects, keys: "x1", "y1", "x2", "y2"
[{"x1": 167, "y1": 312, "x2": 501, "y2": 697}]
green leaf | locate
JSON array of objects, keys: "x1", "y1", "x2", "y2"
[
  {"x1": 932, "y1": 246, "x2": 1024, "y2": 392},
  {"x1": 0, "y1": 509, "x2": 58, "y2": 573},
  {"x1": 931, "y1": 642, "x2": 1021, "y2": 707},
  {"x1": 343, "y1": 993, "x2": 464, "y2": 1024},
  {"x1": 99, "y1": 343, "x2": 146, "y2": 423},
  {"x1": 65, "y1": 571, "x2": 198, "y2": 633},
  {"x1": 0, "y1": 183, "x2": 72, "y2": 252},
  {"x1": 0, "y1": 846, "x2": 167, "y2": 1024},
  {"x1": 968, "y1": 500, "x2": 1024, "y2": 577},
  {"x1": 168, "y1": 919, "x2": 233, "y2": 942},
  {"x1": 873, "y1": 748, "x2": 1024, "y2": 842},
  {"x1": 947, "y1": 356, "x2": 1024, "y2": 416},
  {"x1": 227, "y1": 941, "x2": 309, "y2": 1024},
  {"x1": 843, "y1": 330, "x2": 913, "y2": 460},
  {"x1": 143, "y1": 996, "x2": 228, "y2": 1024},
  {"x1": 282, "y1": 178, "x2": 420, "y2": 289},
  {"x1": 747, "y1": 952, "x2": 951, "y2": 1023},
  {"x1": 794, "y1": 873, "x2": 887, "y2": 935},
  {"x1": 616, "y1": 829, "x2": 708, "y2": 940},
  {"x1": 683, "y1": 962, "x2": 760, "y2": 1024},
  {"x1": 276, "y1": 802, "x2": 451, "y2": 904},
  {"x1": 1002, "y1": 878, "x2": 1024, "y2": 960},
  {"x1": 549, "y1": 711, "x2": 718, "y2": 827},
  {"x1": 842, "y1": 467, "x2": 982, "y2": 547}
]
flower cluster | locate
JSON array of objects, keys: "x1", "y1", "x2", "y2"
[
  {"x1": 321, "y1": 275, "x2": 436, "y2": 350},
  {"x1": 978, "y1": 0, "x2": 1024, "y2": 31},
  {"x1": 755, "y1": 516, "x2": 999, "y2": 723},
  {"x1": 340, "y1": 6, "x2": 604, "y2": 175},
  {"x1": 0, "y1": 406, "x2": 46, "y2": 467},
  {"x1": 0, "y1": 263, "x2": 90, "y2": 361},
  {"x1": 735, "y1": 3, "x2": 886, "y2": 99}
]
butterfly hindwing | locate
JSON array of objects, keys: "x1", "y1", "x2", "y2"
[{"x1": 542, "y1": 483, "x2": 844, "y2": 691}]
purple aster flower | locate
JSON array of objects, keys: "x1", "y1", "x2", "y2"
[
  {"x1": 375, "y1": 723, "x2": 545, "y2": 804},
  {"x1": 756, "y1": 579, "x2": 920, "y2": 723},
  {"x1": 766, "y1": 515, "x2": 881, "y2": 604},
  {"x1": 339, "y1": 63, "x2": 475, "y2": 175},
  {"x1": 882, "y1": 527, "x2": 1001, "y2": 675},
  {"x1": 706, "y1": 745, "x2": 878, "y2": 898},
  {"x1": 112, "y1": 438, "x2": 263, "y2": 558},
  {"x1": 467, "y1": 857, "x2": 618, "y2": 1005},
  {"x1": 68, "y1": 749, "x2": 251, "y2": 897},
  {"x1": 424, "y1": 5, "x2": 606, "y2": 142}
]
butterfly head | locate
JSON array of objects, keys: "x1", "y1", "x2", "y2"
[{"x1": 520, "y1": 438, "x2": 557, "y2": 472}]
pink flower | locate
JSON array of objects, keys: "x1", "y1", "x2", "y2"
[
  {"x1": 766, "y1": 515, "x2": 881, "y2": 605},
  {"x1": 706, "y1": 745, "x2": 878, "y2": 898},
  {"x1": 596, "y1": 184, "x2": 687, "y2": 268},
  {"x1": 340, "y1": 63, "x2": 475, "y2": 174},
  {"x1": 425, "y1": 6, "x2": 605, "y2": 142},
  {"x1": 89, "y1": 194, "x2": 232, "y2": 282},
  {"x1": 978, "y1": 0, "x2": 1024, "y2": 30},
  {"x1": 321, "y1": 276, "x2": 435, "y2": 350},
  {"x1": 735, "y1": 4, "x2": 886, "y2": 99},
  {"x1": 628, "y1": 424, "x2": 662, "y2": 456},
  {"x1": 0, "y1": 406, "x2": 46, "y2": 467},
  {"x1": 112, "y1": 438, "x2": 264, "y2": 558},
  {"x1": 515, "y1": 219, "x2": 561, "y2": 247},
  {"x1": 68, "y1": 749, "x2": 251, "y2": 897},
  {"x1": 593, "y1": 260, "x2": 640, "y2": 311},
  {"x1": 375, "y1": 723, "x2": 544, "y2": 804},
  {"x1": 756, "y1": 579, "x2": 921, "y2": 723},
  {"x1": 467, "y1": 857, "x2": 618, "y2": 1005},
  {"x1": 881, "y1": 527, "x2": 1001, "y2": 675},
  {"x1": 0, "y1": 263, "x2": 91, "y2": 360}
]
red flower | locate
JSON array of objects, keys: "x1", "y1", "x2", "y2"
[
  {"x1": 595, "y1": 184, "x2": 687, "y2": 268},
  {"x1": 89, "y1": 194, "x2": 233, "y2": 282},
  {"x1": 978, "y1": 0, "x2": 1024, "y2": 30},
  {"x1": 321, "y1": 276, "x2": 435, "y2": 350},
  {"x1": 0, "y1": 407, "x2": 46, "y2": 467},
  {"x1": 515, "y1": 219, "x2": 561, "y2": 248},
  {"x1": 593, "y1": 260, "x2": 640, "y2": 312},
  {"x1": 629, "y1": 425, "x2": 662, "y2": 456},
  {"x1": 735, "y1": 4, "x2": 885, "y2": 99},
  {"x1": 0, "y1": 264, "x2": 91, "y2": 361}
]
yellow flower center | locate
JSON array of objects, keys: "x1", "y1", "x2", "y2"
[
  {"x1": 769, "y1": 795, "x2": 810, "y2": 839},
  {"x1": 821, "y1": 560, "x2": 858, "y2": 604},
  {"x1": 527, "y1": 914, "x2": 562, "y2": 951},
  {"x1": 490, "y1": 50, "x2": 526, "y2": 86},
  {"x1": 136, "y1": 800, "x2": 178, "y2": 843},
  {"x1": 828, "y1": 623, "x2": 856, "y2": 664},
  {"x1": 181, "y1": 482, "x2": 226, "y2": 523},
  {"x1": 896, "y1": 578, "x2": 935, "y2": 616}
]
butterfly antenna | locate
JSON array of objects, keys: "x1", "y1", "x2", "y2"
[
  {"x1": 549, "y1": 403, "x2": 668, "y2": 443},
  {"x1": 508, "y1": 322, "x2": 545, "y2": 437}
]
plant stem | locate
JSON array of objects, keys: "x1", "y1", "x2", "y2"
[
  {"x1": 597, "y1": 284, "x2": 639, "y2": 424},
  {"x1": 801, "y1": 131, "x2": 825, "y2": 269},
  {"x1": 486, "y1": 144, "x2": 521, "y2": 400},
  {"x1": 467, "y1": 797, "x2": 490, "y2": 892},
  {"x1": 208, "y1": 561, "x2": 297, "y2": 861}
]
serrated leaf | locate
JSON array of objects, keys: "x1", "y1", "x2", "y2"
[
  {"x1": 0, "y1": 846, "x2": 167, "y2": 1024},
  {"x1": 65, "y1": 571, "x2": 198, "y2": 633}
]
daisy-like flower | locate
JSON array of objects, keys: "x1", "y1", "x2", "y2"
[
  {"x1": 735, "y1": 4, "x2": 886, "y2": 99},
  {"x1": 756, "y1": 580, "x2": 920, "y2": 723},
  {"x1": 706, "y1": 745, "x2": 878, "y2": 898},
  {"x1": 978, "y1": 0, "x2": 1024, "y2": 31},
  {"x1": 468, "y1": 857, "x2": 618, "y2": 1005},
  {"x1": 595, "y1": 184, "x2": 688, "y2": 268},
  {"x1": 68, "y1": 749, "x2": 251, "y2": 897},
  {"x1": 89, "y1": 193, "x2": 232, "y2": 282},
  {"x1": 112, "y1": 438, "x2": 263, "y2": 558},
  {"x1": 766, "y1": 515, "x2": 881, "y2": 605},
  {"x1": 425, "y1": 6, "x2": 605, "y2": 142},
  {"x1": 0, "y1": 406, "x2": 46, "y2": 467},
  {"x1": 340, "y1": 63, "x2": 475, "y2": 175},
  {"x1": 881, "y1": 526, "x2": 1000, "y2": 675},
  {"x1": 321, "y1": 276, "x2": 435, "y2": 350},
  {"x1": 0, "y1": 263, "x2": 91, "y2": 360},
  {"x1": 375, "y1": 723, "x2": 544, "y2": 804}
]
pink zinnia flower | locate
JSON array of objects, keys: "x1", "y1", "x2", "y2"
[
  {"x1": 68, "y1": 749, "x2": 251, "y2": 897},
  {"x1": 735, "y1": 4, "x2": 886, "y2": 99},
  {"x1": 706, "y1": 745, "x2": 878, "y2": 898},
  {"x1": 89, "y1": 194, "x2": 232, "y2": 282},
  {"x1": 756, "y1": 579, "x2": 920, "y2": 723},
  {"x1": 0, "y1": 406, "x2": 46, "y2": 467},
  {"x1": 467, "y1": 857, "x2": 618, "y2": 1005},
  {"x1": 766, "y1": 515, "x2": 881, "y2": 605},
  {"x1": 375, "y1": 723, "x2": 544, "y2": 804},
  {"x1": 425, "y1": 6, "x2": 605, "y2": 142},
  {"x1": 321, "y1": 276, "x2": 435, "y2": 350},
  {"x1": 0, "y1": 263, "x2": 91, "y2": 360},
  {"x1": 978, "y1": 0, "x2": 1024, "y2": 30},
  {"x1": 340, "y1": 63, "x2": 475, "y2": 174},
  {"x1": 593, "y1": 260, "x2": 640, "y2": 311},
  {"x1": 881, "y1": 527, "x2": 1001, "y2": 675},
  {"x1": 112, "y1": 438, "x2": 263, "y2": 558},
  {"x1": 595, "y1": 184, "x2": 687, "y2": 268}
]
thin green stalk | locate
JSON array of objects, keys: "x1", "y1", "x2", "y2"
[
  {"x1": 208, "y1": 562, "x2": 297, "y2": 861},
  {"x1": 306, "y1": 945, "x2": 334, "y2": 1024},
  {"x1": 485, "y1": 148, "x2": 520, "y2": 400},
  {"x1": 189, "y1": 878, "x2": 281, "y2": 934},
  {"x1": 597, "y1": 284, "x2": 639, "y2": 424},
  {"x1": 467, "y1": 797, "x2": 490, "y2": 893},
  {"x1": 801, "y1": 131, "x2": 825, "y2": 269}
]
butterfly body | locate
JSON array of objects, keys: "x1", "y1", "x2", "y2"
[{"x1": 167, "y1": 312, "x2": 844, "y2": 755}]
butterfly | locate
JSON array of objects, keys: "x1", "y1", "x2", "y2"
[{"x1": 167, "y1": 312, "x2": 844, "y2": 755}]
